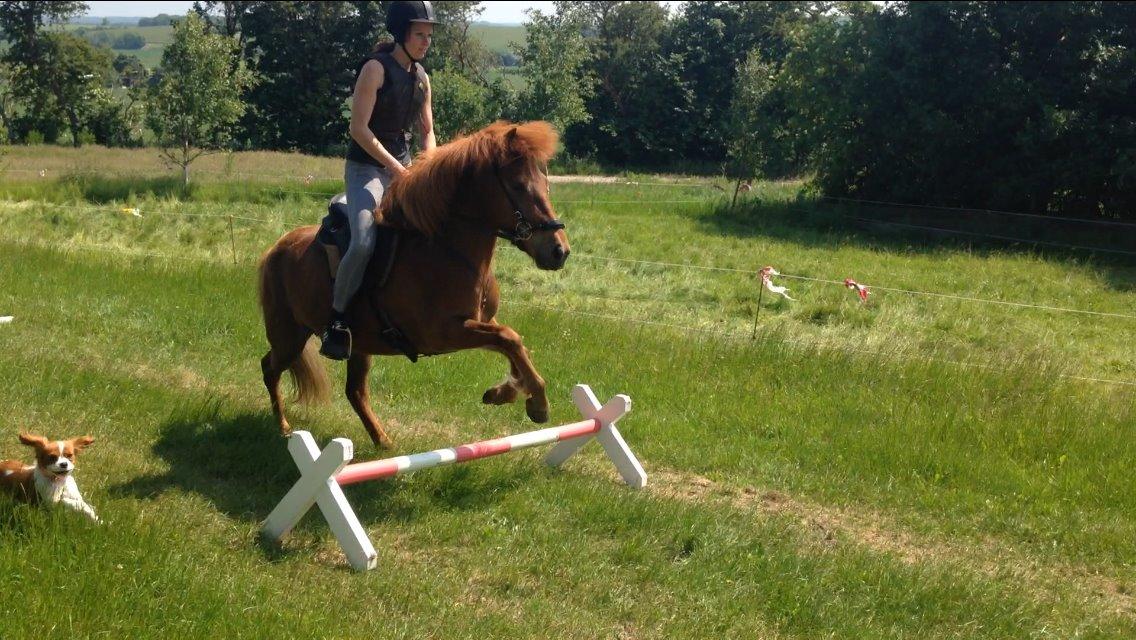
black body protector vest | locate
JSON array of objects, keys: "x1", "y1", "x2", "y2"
[{"x1": 346, "y1": 51, "x2": 427, "y2": 167}]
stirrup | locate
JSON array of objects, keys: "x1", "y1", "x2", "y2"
[{"x1": 319, "y1": 321, "x2": 352, "y2": 361}]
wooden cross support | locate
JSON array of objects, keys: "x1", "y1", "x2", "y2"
[{"x1": 262, "y1": 384, "x2": 646, "y2": 571}]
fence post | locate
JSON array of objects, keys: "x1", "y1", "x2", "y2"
[
  {"x1": 751, "y1": 275, "x2": 765, "y2": 339},
  {"x1": 228, "y1": 214, "x2": 237, "y2": 265}
]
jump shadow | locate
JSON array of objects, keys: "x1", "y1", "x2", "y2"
[{"x1": 109, "y1": 408, "x2": 541, "y2": 546}]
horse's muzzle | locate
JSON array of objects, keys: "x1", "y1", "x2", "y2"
[{"x1": 536, "y1": 240, "x2": 570, "y2": 270}]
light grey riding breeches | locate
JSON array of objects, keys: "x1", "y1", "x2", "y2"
[{"x1": 332, "y1": 159, "x2": 395, "y2": 313}]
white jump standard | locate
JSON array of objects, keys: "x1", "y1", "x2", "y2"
[{"x1": 262, "y1": 384, "x2": 647, "y2": 571}]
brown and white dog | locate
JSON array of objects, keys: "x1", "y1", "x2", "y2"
[{"x1": 0, "y1": 433, "x2": 100, "y2": 523}]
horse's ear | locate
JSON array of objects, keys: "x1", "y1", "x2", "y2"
[{"x1": 505, "y1": 126, "x2": 519, "y2": 149}]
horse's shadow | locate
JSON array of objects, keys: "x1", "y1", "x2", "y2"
[{"x1": 109, "y1": 408, "x2": 541, "y2": 534}]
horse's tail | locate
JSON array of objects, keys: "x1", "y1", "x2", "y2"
[
  {"x1": 288, "y1": 340, "x2": 330, "y2": 405},
  {"x1": 257, "y1": 245, "x2": 330, "y2": 405}
]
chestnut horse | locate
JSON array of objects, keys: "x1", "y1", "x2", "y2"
[{"x1": 257, "y1": 121, "x2": 570, "y2": 449}]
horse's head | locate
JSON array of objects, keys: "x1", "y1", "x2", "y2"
[
  {"x1": 489, "y1": 123, "x2": 569, "y2": 270},
  {"x1": 385, "y1": 120, "x2": 570, "y2": 271}
]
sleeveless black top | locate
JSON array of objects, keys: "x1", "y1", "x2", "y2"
[{"x1": 345, "y1": 51, "x2": 427, "y2": 167}]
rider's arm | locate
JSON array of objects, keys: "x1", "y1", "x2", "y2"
[
  {"x1": 350, "y1": 60, "x2": 409, "y2": 176},
  {"x1": 418, "y1": 70, "x2": 436, "y2": 154}
]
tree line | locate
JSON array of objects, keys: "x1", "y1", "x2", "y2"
[{"x1": 1, "y1": 1, "x2": 1132, "y2": 219}]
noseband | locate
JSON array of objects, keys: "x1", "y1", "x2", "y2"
[{"x1": 493, "y1": 163, "x2": 565, "y2": 244}]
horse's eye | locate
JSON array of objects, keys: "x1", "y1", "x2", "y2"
[{"x1": 512, "y1": 181, "x2": 526, "y2": 192}]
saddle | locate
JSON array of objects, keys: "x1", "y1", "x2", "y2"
[{"x1": 317, "y1": 194, "x2": 418, "y2": 362}]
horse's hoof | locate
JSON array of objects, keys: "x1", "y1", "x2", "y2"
[
  {"x1": 377, "y1": 435, "x2": 396, "y2": 450},
  {"x1": 279, "y1": 424, "x2": 293, "y2": 437},
  {"x1": 482, "y1": 385, "x2": 519, "y2": 405},
  {"x1": 525, "y1": 399, "x2": 550, "y2": 423}
]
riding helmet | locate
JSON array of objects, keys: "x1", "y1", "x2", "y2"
[{"x1": 386, "y1": 1, "x2": 440, "y2": 43}]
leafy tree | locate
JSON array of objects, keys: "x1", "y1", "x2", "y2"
[
  {"x1": 40, "y1": 33, "x2": 114, "y2": 146},
  {"x1": 428, "y1": 1, "x2": 494, "y2": 78},
  {"x1": 563, "y1": 1, "x2": 691, "y2": 167},
  {"x1": 113, "y1": 53, "x2": 148, "y2": 87},
  {"x1": 0, "y1": 62, "x2": 13, "y2": 142},
  {"x1": 512, "y1": 5, "x2": 592, "y2": 133},
  {"x1": 0, "y1": 1, "x2": 94, "y2": 144},
  {"x1": 193, "y1": 1, "x2": 384, "y2": 155},
  {"x1": 662, "y1": 1, "x2": 826, "y2": 166},
  {"x1": 83, "y1": 85, "x2": 138, "y2": 146},
  {"x1": 112, "y1": 31, "x2": 146, "y2": 49},
  {"x1": 430, "y1": 67, "x2": 505, "y2": 143},
  {"x1": 774, "y1": 1, "x2": 1136, "y2": 219},
  {"x1": 146, "y1": 12, "x2": 255, "y2": 185},
  {"x1": 725, "y1": 48, "x2": 777, "y2": 206},
  {"x1": 0, "y1": 1, "x2": 87, "y2": 53},
  {"x1": 192, "y1": 1, "x2": 518, "y2": 154}
]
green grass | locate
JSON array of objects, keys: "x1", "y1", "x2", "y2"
[
  {"x1": 485, "y1": 65, "x2": 527, "y2": 90},
  {"x1": 0, "y1": 154, "x2": 1133, "y2": 637},
  {"x1": 114, "y1": 43, "x2": 164, "y2": 68}
]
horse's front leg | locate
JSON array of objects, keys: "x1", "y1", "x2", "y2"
[
  {"x1": 482, "y1": 359, "x2": 523, "y2": 406},
  {"x1": 447, "y1": 319, "x2": 549, "y2": 423},
  {"x1": 347, "y1": 352, "x2": 395, "y2": 449}
]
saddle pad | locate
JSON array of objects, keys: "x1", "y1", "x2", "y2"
[{"x1": 317, "y1": 196, "x2": 400, "y2": 289}]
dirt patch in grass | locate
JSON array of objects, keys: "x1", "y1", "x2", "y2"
[{"x1": 644, "y1": 468, "x2": 1136, "y2": 620}]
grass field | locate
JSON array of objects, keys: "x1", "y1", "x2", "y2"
[
  {"x1": 59, "y1": 23, "x2": 172, "y2": 68},
  {"x1": 469, "y1": 22, "x2": 527, "y2": 55},
  {"x1": 0, "y1": 145, "x2": 1134, "y2": 637}
]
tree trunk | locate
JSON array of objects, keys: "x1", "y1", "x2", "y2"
[
  {"x1": 731, "y1": 178, "x2": 743, "y2": 210},
  {"x1": 182, "y1": 140, "x2": 190, "y2": 187},
  {"x1": 68, "y1": 109, "x2": 81, "y2": 147}
]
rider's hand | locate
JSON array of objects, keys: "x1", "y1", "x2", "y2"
[{"x1": 392, "y1": 164, "x2": 410, "y2": 179}]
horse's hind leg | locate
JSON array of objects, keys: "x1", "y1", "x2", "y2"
[
  {"x1": 261, "y1": 323, "x2": 308, "y2": 437},
  {"x1": 346, "y1": 352, "x2": 394, "y2": 450}
]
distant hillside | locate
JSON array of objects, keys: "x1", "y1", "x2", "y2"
[
  {"x1": 62, "y1": 23, "x2": 172, "y2": 68},
  {"x1": 70, "y1": 16, "x2": 140, "y2": 25},
  {"x1": 468, "y1": 23, "x2": 526, "y2": 56},
  {"x1": 68, "y1": 20, "x2": 526, "y2": 69}
]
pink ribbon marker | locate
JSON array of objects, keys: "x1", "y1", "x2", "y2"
[
  {"x1": 844, "y1": 278, "x2": 870, "y2": 302},
  {"x1": 759, "y1": 266, "x2": 795, "y2": 301}
]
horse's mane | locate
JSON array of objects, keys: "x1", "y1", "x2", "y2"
[{"x1": 383, "y1": 121, "x2": 558, "y2": 236}]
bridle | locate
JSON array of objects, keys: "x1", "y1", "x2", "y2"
[{"x1": 492, "y1": 162, "x2": 565, "y2": 244}]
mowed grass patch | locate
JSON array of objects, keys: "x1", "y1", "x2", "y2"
[
  {"x1": 2, "y1": 175, "x2": 1132, "y2": 383},
  {"x1": 0, "y1": 240, "x2": 1133, "y2": 636},
  {"x1": 1, "y1": 144, "x2": 345, "y2": 183}
]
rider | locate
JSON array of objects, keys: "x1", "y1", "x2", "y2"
[{"x1": 320, "y1": 0, "x2": 439, "y2": 360}]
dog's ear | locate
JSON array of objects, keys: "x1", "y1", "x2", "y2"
[
  {"x1": 18, "y1": 433, "x2": 47, "y2": 449},
  {"x1": 72, "y1": 436, "x2": 95, "y2": 452}
]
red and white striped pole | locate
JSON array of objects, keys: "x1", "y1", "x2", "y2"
[
  {"x1": 262, "y1": 384, "x2": 646, "y2": 571},
  {"x1": 335, "y1": 419, "x2": 601, "y2": 486}
]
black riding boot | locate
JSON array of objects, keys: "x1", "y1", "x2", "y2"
[{"x1": 319, "y1": 311, "x2": 352, "y2": 360}]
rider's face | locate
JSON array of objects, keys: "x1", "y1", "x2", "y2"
[{"x1": 404, "y1": 23, "x2": 433, "y2": 59}]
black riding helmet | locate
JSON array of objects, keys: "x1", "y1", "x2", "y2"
[{"x1": 386, "y1": 1, "x2": 439, "y2": 46}]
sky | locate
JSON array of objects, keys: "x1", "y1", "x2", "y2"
[{"x1": 84, "y1": 1, "x2": 558, "y2": 24}]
